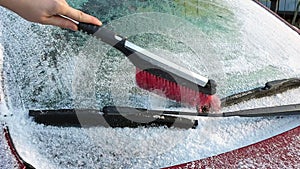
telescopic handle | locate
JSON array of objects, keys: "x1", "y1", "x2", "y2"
[{"x1": 77, "y1": 22, "x2": 132, "y2": 56}]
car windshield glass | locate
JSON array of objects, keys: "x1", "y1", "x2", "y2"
[{"x1": 0, "y1": 0, "x2": 300, "y2": 168}]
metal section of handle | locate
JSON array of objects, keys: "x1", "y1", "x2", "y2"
[{"x1": 125, "y1": 41, "x2": 209, "y2": 88}]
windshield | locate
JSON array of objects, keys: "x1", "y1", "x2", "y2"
[{"x1": 0, "y1": 0, "x2": 300, "y2": 168}]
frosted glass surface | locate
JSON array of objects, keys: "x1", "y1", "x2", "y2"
[{"x1": 0, "y1": 0, "x2": 299, "y2": 168}]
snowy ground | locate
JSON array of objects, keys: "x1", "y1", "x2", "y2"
[{"x1": 1, "y1": 0, "x2": 300, "y2": 168}]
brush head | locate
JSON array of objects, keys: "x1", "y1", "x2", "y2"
[{"x1": 135, "y1": 68, "x2": 221, "y2": 112}]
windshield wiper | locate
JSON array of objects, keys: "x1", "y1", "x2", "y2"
[
  {"x1": 28, "y1": 78, "x2": 300, "y2": 129},
  {"x1": 221, "y1": 78, "x2": 300, "y2": 107}
]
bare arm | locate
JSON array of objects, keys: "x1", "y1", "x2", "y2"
[{"x1": 0, "y1": 0, "x2": 102, "y2": 31}]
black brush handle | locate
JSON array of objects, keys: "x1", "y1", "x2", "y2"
[
  {"x1": 78, "y1": 22, "x2": 133, "y2": 56},
  {"x1": 77, "y1": 22, "x2": 100, "y2": 35}
]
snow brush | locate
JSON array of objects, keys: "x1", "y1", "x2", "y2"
[{"x1": 70, "y1": 19, "x2": 219, "y2": 112}]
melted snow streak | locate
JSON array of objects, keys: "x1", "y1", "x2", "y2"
[{"x1": 0, "y1": 0, "x2": 300, "y2": 168}]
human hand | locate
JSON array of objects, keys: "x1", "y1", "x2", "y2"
[{"x1": 0, "y1": 0, "x2": 102, "y2": 31}]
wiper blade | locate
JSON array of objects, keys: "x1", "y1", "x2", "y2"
[
  {"x1": 221, "y1": 78, "x2": 300, "y2": 107},
  {"x1": 29, "y1": 103, "x2": 300, "y2": 129},
  {"x1": 29, "y1": 108, "x2": 198, "y2": 129}
]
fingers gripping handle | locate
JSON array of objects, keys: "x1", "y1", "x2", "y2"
[
  {"x1": 61, "y1": 15, "x2": 124, "y2": 47},
  {"x1": 59, "y1": 15, "x2": 99, "y2": 34},
  {"x1": 78, "y1": 22, "x2": 100, "y2": 35}
]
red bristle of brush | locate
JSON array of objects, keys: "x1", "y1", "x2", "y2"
[{"x1": 135, "y1": 68, "x2": 220, "y2": 112}]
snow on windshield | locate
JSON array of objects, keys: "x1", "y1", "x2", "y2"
[{"x1": 0, "y1": 0, "x2": 300, "y2": 168}]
